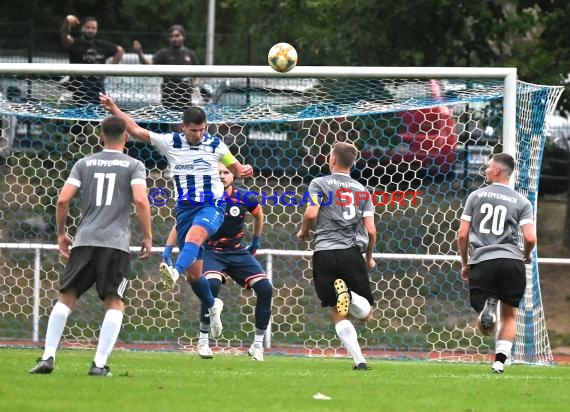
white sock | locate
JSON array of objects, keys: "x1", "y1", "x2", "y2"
[
  {"x1": 199, "y1": 331, "x2": 209, "y2": 342},
  {"x1": 42, "y1": 302, "x2": 72, "y2": 360},
  {"x1": 495, "y1": 339, "x2": 513, "y2": 360},
  {"x1": 335, "y1": 319, "x2": 366, "y2": 365},
  {"x1": 254, "y1": 333, "x2": 265, "y2": 345},
  {"x1": 349, "y1": 291, "x2": 371, "y2": 319},
  {"x1": 93, "y1": 309, "x2": 123, "y2": 368}
]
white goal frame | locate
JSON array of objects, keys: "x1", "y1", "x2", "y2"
[{"x1": 3, "y1": 63, "x2": 560, "y2": 365}]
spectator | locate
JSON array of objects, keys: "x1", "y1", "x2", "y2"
[
  {"x1": 133, "y1": 25, "x2": 199, "y2": 109},
  {"x1": 60, "y1": 15, "x2": 124, "y2": 105}
]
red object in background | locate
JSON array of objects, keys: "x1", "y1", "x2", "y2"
[{"x1": 396, "y1": 79, "x2": 458, "y2": 174}]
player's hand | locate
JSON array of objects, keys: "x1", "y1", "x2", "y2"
[
  {"x1": 366, "y1": 256, "x2": 376, "y2": 270},
  {"x1": 460, "y1": 265, "x2": 470, "y2": 282},
  {"x1": 238, "y1": 164, "x2": 254, "y2": 178},
  {"x1": 162, "y1": 245, "x2": 174, "y2": 265},
  {"x1": 139, "y1": 237, "x2": 152, "y2": 259},
  {"x1": 523, "y1": 255, "x2": 532, "y2": 265},
  {"x1": 99, "y1": 92, "x2": 116, "y2": 111},
  {"x1": 246, "y1": 235, "x2": 261, "y2": 255},
  {"x1": 58, "y1": 234, "x2": 73, "y2": 259},
  {"x1": 297, "y1": 228, "x2": 310, "y2": 241},
  {"x1": 132, "y1": 40, "x2": 143, "y2": 52}
]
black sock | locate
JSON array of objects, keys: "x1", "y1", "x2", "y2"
[{"x1": 495, "y1": 353, "x2": 507, "y2": 364}]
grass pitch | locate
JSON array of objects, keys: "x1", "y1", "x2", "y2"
[{"x1": 1, "y1": 348, "x2": 569, "y2": 412}]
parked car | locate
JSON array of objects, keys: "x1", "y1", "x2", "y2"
[{"x1": 305, "y1": 80, "x2": 459, "y2": 188}]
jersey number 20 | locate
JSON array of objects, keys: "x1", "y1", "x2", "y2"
[{"x1": 479, "y1": 203, "x2": 507, "y2": 235}]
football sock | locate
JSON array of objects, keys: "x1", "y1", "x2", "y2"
[
  {"x1": 495, "y1": 352, "x2": 508, "y2": 364},
  {"x1": 175, "y1": 242, "x2": 200, "y2": 274},
  {"x1": 254, "y1": 330, "x2": 265, "y2": 345},
  {"x1": 200, "y1": 278, "x2": 222, "y2": 326},
  {"x1": 93, "y1": 309, "x2": 123, "y2": 368},
  {"x1": 42, "y1": 301, "x2": 72, "y2": 360},
  {"x1": 252, "y1": 279, "x2": 273, "y2": 330},
  {"x1": 335, "y1": 319, "x2": 366, "y2": 365},
  {"x1": 199, "y1": 331, "x2": 209, "y2": 341},
  {"x1": 189, "y1": 276, "x2": 215, "y2": 308},
  {"x1": 495, "y1": 340, "x2": 513, "y2": 364},
  {"x1": 349, "y1": 291, "x2": 371, "y2": 319}
]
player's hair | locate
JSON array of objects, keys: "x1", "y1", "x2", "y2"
[
  {"x1": 183, "y1": 107, "x2": 207, "y2": 125},
  {"x1": 332, "y1": 141, "x2": 358, "y2": 168},
  {"x1": 81, "y1": 16, "x2": 97, "y2": 27},
  {"x1": 491, "y1": 152, "x2": 515, "y2": 176},
  {"x1": 101, "y1": 115, "x2": 127, "y2": 142},
  {"x1": 169, "y1": 25, "x2": 185, "y2": 37}
]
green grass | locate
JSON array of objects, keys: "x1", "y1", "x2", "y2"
[{"x1": 1, "y1": 348, "x2": 569, "y2": 412}]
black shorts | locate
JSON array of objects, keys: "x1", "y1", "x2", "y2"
[
  {"x1": 60, "y1": 246, "x2": 131, "y2": 301},
  {"x1": 312, "y1": 247, "x2": 374, "y2": 308},
  {"x1": 468, "y1": 258, "x2": 526, "y2": 312}
]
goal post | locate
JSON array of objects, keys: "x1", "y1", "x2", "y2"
[{"x1": 0, "y1": 63, "x2": 563, "y2": 364}]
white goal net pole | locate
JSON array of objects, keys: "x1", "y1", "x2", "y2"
[{"x1": 4, "y1": 62, "x2": 561, "y2": 365}]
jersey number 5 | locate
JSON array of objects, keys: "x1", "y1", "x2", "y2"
[
  {"x1": 94, "y1": 173, "x2": 116, "y2": 206},
  {"x1": 479, "y1": 203, "x2": 507, "y2": 235},
  {"x1": 342, "y1": 192, "x2": 356, "y2": 220}
]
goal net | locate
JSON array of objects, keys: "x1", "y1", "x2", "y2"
[{"x1": 0, "y1": 64, "x2": 563, "y2": 364}]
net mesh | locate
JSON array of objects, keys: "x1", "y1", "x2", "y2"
[{"x1": 0, "y1": 67, "x2": 563, "y2": 363}]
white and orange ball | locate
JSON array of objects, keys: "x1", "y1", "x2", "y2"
[{"x1": 267, "y1": 42, "x2": 298, "y2": 73}]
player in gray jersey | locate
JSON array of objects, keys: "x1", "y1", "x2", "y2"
[
  {"x1": 30, "y1": 116, "x2": 152, "y2": 377},
  {"x1": 298, "y1": 141, "x2": 377, "y2": 370},
  {"x1": 457, "y1": 152, "x2": 536, "y2": 374}
]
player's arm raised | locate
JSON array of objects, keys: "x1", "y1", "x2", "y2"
[{"x1": 99, "y1": 93, "x2": 151, "y2": 143}]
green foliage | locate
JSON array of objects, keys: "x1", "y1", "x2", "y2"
[{"x1": 1, "y1": 1, "x2": 569, "y2": 108}]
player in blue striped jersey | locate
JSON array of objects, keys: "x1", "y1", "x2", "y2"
[{"x1": 100, "y1": 93, "x2": 253, "y2": 337}]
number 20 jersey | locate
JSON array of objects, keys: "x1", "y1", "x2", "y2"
[{"x1": 460, "y1": 182, "x2": 534, "y2": 264}]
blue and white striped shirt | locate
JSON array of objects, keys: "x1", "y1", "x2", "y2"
[{"x1": 149, "y1": 131, "x2": 232, "y2": 205}]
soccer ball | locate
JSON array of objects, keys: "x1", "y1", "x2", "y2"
[{"x1": 267, "y1": 42, "x2": 298, "y2": 73}]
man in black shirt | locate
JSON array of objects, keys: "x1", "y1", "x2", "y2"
[
  {"x1": 133, "y1": 25, "x2": 199, "y2": 109},
  {"x1": 60, "y1": 15, "x2": 124, "y2": 105}
]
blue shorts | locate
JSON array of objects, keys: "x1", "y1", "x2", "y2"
[
  {"x1": 202, "y1": 249, "x2": 267, "y2": 289},
  {"x1": 176, "y1": 203, "x2": 225, "y2": 249}
]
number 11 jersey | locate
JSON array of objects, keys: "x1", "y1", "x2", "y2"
[{"x1": 65, "y1": 149, "x2": 147, "y2": 253}]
